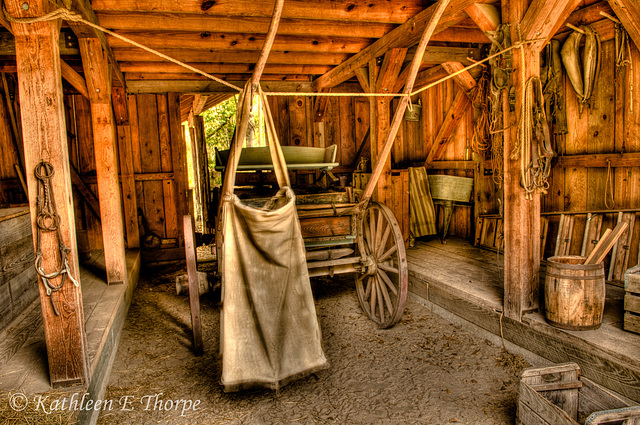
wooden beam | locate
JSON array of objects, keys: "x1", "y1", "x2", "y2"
[
  {"x1": 556, "y1": 152, "x2": 640, "y2": 168},
  {"x1": 70, "y1": 162, "x2": 101, "y2": 219},
  {"x1": 313, "y1": 0, "x2": 478, "y2": 91},
  {"x1": 6, "y1": 0, "x2": 88, "y2": 387},
  {"x1": 520, "y1": 0, "x2": 582, "y2": 50},
  {"x1": 608, "y1": 0, "x2": 640, "y2": 51},
  {"x1": 97, "y1": 11, "x2": 397, "y2": 39},
  {"x1": 0, "y1": 28, "x2": 89, "y2": 97},
  {"x1": 313, "y1": 88, "x2": 331, "y2": 123},
  {"x1": 441, "y1": 61, "x2": 477, "y2": 92},
  {"x1": 92, "y1": 0, "x2": 432, "y2": 24},
  {"x1": 376, "y1": 48, "x2": 408, "y2": 93},
  {"x1": 425, "y1": 160, "x2": 475, "y2": 170},
  {"x1": 111, "y1": 48, "x2": 350, "y2": 66},
  {"x1": 503, "y1": 0, "x2": 540, "y2": 321},
  {"x1": 395, "y1": 65, "x2": 449, "y2": 93},
  {"x1": 113, "y1": 88, "x2": 140, "y2": 249},
  {"x1": 79, "y1": 37, "x2": 127, "y2": 285},
  {"x1": 60, "y1": 59, "x2": 89, "y2": 99},
  {"x1": 69, "y1": 0, "x2": 125, "y2": 87},
  {"x1": 363, "y1": 0, "x2": 452, "y2": 202},
  {"x1": 424, "y1": 90, "x2": 470, "y2": 164},
  {"x1": 107, "y1": 31, "x2": 373, "y2": 54},
  {"x1": 117, "y1": 61, "x2": 333, "y2": 75},
  {"x1": 191, "y1": 94, "x2": 209, "y2": 116},
  {"x1": 355, "y1": 68, "x2": 370, "y2": 93},
  {"x1": 127, "y1": 79, "x2": 313, "y2": 94},
  {"x1": 464, "y1": 3, "x2": 500, "y2": 32}
]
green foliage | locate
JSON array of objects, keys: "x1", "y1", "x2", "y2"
[{"x1": 201, "y1": 94, "x2": 267, "y2": 186}]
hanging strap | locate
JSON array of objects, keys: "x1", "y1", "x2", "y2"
[{"x1": 259, "y1": 86, "x2": 290, "y2": 188}]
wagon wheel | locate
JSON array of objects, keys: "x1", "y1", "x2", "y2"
[{"x1": 355, "y1": 202, "x2": 408, "y2": 328}]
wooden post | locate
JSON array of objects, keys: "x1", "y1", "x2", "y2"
[
  {"x1": 6, "y1": 0, "x2": 88, "y2": 386},
  {"x1": 79, "y1": 37, "x2": 127, "y2": 285},
  {"x1": 113, "y1": 86, "x2": 140, "y2": 248},
  {"x1": 169, "y1": 92, "x2": 189, "y2": 247},
  {"x1": 502, "y1": 0, "x2": 580, "y2": 320}
]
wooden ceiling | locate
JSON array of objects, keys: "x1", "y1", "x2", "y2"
[
  {"x1": 89, "y1": 0, "x2": 495, "y2": 95},
  {"x1": 0, "y1": 0, "x2": 620, "y2": 119}
]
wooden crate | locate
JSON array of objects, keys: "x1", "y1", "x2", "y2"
[
  {"x1": 624, "y1": 266, "x2": 640, "y2": 335},
  {"x1": 517, "y1": 363, "x2": 640, "y2": 425}
]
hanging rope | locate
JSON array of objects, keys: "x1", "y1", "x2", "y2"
[
  {"x1": 511, "y1": 76, "x2": 554, "y2": 200},
  {"x1": 34, "y1": 160, "x2": 79, "y2": 316},
  {"x1": 604, "y1": 159, "x2": 615, "y2": 209},
  {"x1": 470, "y1": 66, "x2": 491, "y2": 157},
  {"x1": 615, "y1": 23, "x2": 634, "y2": 114}
]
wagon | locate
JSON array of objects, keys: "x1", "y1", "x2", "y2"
[{"x1": 214, "y1": 143, "x2": 408, "y2": 329}]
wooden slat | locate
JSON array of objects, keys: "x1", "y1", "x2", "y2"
[
  {"x1": 584, "y1": 222, "x2": 628, "y2": 265},
  {"x1": 168, "y1": 92, "x2": 188, "y2": 247},
  {"x1": 313, "y1": 0, "x2": 478, "y2": 91},
  {"x1": 555, "y1": 152, "x2": 640, "y2": 168},
  {"x1": 424, "y1": 90, "x2": 470, "y2": 164},
  {"x1": 69, "y1": 162, "x2": 101, "y2": 220},
  {"x1": 7, "y1": 0, "x2": 89, "y2": 386},
  {"x1": 581, "y1": 213, "x2": 604, "y2": 258},
  {"x1": 608, "y1": 212, "x2": 636, "y2": 281},
  {"x1": 126, "y1": 79, "x2": 313, "y2": 94},
  {"x1": 554, "y1": 214, "x2": 575, "y2": 256}
]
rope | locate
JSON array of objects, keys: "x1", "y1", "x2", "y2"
[
  {"x1": 605, "y1": 159, "x2": 615, "y2": 209},
  {"x1": 34, "y1": 160, "x2": 79, "y2": 316},
  {"x1": 3, "y1": 6, "x2": 243, "y2": 92},
  {"x1": 615, "y1": 23, "x2": 634, "y2": 114},
  {"x1": 512, "y1": 76, "x2": 553, "y2": 200},
  {"x1": 470, "y1": 67, "x2": 491, "y2": 156}
]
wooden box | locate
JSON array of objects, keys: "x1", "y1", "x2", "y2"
[
  {"x1": 624, "y1": 266, "x2": 640, "y2": 335},
  {"x1": 517, "y1": 363, "x2": 640, "y2": 425}
]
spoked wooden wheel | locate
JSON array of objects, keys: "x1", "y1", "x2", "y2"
[{"x1": 355, "y1": 202, "x2": 408, "y2": 328}]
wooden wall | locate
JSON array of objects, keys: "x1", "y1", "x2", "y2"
[
  {"x1": 267, "y1": 81, "x2": 475, "y2": 241},
  {"x1": 543, "y1": 37, "x2": 640, "y2": 269},
  {"x1": 0, "y1": 89, "x2": 189, "y2": 265},
  {"x1": 0, "y1": 208, "x2": 38, "y2": 332}
]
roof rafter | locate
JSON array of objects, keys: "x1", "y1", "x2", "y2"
[
  {"x1": 312, "y1": 0, "x2": 479, "y2": 92},
  {"x1": 68, "y1": 0, "x2": 126, "y2": 87}
]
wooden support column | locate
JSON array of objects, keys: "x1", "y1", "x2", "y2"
[
  {"x1": 113, "y1": 86, "x2": 140, "y2": 248},
  {"x1": 6, "y1": 0, "x2": 88, "y2": 386},
  {"x1": 502, "y1": 0, "x2": 580, "y2": 320},
  {"x1": 369, "y1": 48, "x2": 407, "y2": 204},
  {"x1": 79, "y1": 37, "x2": 127, "y2": 285}
]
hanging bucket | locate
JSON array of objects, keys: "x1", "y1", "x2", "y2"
[
  {"x1": 544, "y1": 256, "x2": 605, "y2": 330},
  {"x1": 404, "y1": 101, "x2": 422, "y2": 121}
]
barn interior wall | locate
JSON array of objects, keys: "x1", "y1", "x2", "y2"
[
  {"x1": 266, "y1": 80, "x2": 475, "y2": 241},
  {"x1": 543, "y1": 37, "x2": 640, "y2": 268},
  {"x1": 0, "y1": 89, "x2": 188, "y2": 264}
]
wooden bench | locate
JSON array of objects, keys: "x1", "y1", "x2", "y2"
[{"x1": 214, "y1": 144, "x2": 338, "y2": 172}]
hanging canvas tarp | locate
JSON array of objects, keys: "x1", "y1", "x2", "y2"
[{"x1": 220, "y1": 187, "x2": 328, "y2": 392}]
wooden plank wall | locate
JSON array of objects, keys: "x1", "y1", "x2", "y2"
[
  {"x1": 267, "y1": 83, "x2": 474, "y2": 241},
  {"x1": 0, "y1": 74, "x2": 25, "y2": 206},
  {"x1": 543, "y1": 36, "x2": 640, "y2": 269}
]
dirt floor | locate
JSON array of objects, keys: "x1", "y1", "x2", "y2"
[{"x1": 97, "y1": 261, "x2": 530, "y2": 425}]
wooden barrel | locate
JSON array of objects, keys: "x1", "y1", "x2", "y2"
[{"x1": 544, "y1": 256, "x2": 605, "y2": 330}]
